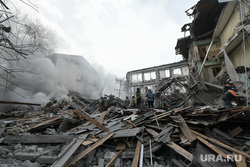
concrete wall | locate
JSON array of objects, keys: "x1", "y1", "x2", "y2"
[{"x1": 220, "y1": 8, "x2": 240, "y2": 46}]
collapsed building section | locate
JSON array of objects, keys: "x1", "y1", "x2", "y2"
[
  {"x1": 1, "y1": 0, "x2": 250, "y2": 167},
  {"x1": 1, "y1": 94, "x2": 250, "y2": 166},
  {"x1": 126, "y1": 61, "x2": 189, "y2": 108},
  {"x1": 176, "y1": 0, "x2": 250, "y2": 106}
]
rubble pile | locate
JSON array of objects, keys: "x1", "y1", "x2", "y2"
[{"x1": 0, "y1": 94, "x2": 250, "y2": 167}]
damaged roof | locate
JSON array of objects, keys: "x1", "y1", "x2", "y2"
[
  {"x1": 175, "y1": 0, "x2": 225, "y2": 59},
  {"x1": 191, "y1": 0, "x2": 225, "y2": 38}
]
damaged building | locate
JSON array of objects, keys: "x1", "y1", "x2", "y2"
[
  {"x1": 175, "y1": 0, "x2": 250, "y2": 106},
  {"x1": 48, "y1": 53, "x2": 103, "y2": 99},
  {"x1": 126, "y1": 61, "x2": 189, "y2": 108},
  {"x1": 1, "y1": 0, "x2": 250, "y2": 167}
]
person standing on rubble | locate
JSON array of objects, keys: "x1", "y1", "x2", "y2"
[
  {"x1": 146, "y1": 89, "x2": 154, "y2": 108},
  {"x1": 125, "y1": 96, "x2": 130, "y2": 106},
  {"x1": 136, "y1": 88, "x2": 141, "y2": 107},
  {"x1": 100, "y1": 97, "x2": 109, "y2": 111},
  {"x1": 222, "y1": 81, "x2": 238, "y2": 108},
  {"x1": 131, "y1": 96, "x2": 136, "y2": 107}
]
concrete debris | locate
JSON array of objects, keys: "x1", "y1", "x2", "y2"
[
  {"x1": 0, "y1": 90, "x2": 249, "y2": 167},
  {"x1": 1, "y1": 1, "x2": 250, "y2": 166}
]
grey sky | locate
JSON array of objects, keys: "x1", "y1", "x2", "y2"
[{"x1": 13, "y1": 0, "x2": 198, "y2": 78}]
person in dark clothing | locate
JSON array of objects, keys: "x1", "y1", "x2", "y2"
[
  {"x1": 222, "y1": 85, "x2": 238, "y2": 108},
  {"x1": 136, "y1": 88, "x2": 141, "y2": 107},
  {"x1": 146, "y1": 89, "x2": 154, "y2": 108},
  {"x1": 223, "y1": 81, "x2": 236, "y2": 93},
  {"x1": 125, "y1": 96, "x2": 130, "y2": 106}
]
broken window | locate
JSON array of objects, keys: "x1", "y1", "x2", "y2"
[
  {"x1": 137, "y1": 73, "x2": 142, "y2": 82},
  {"x1": 165, "y1": 69, "x2": 170, "y2": 78},
  {"x1": 144, "y1": 72, "x2": 151, "y2": 81},
  {"x1": 132, "y1": 74, "x2": 137, "y2": 83},
  {"x1": 159, "y1": 70, "x2": 165, "y2": 79},
  {"x1": 173, "y1": 68, "x2": 182, "y2": 77},
  {"x1": 182, "y1": 67, "x2": 189, "y2": 75},
  {"x1": 150, "y1": 71, "x2": 156, "y2": 80},
  {"x1": 132, "y1": 73, "x2": 142, "y2": 83}
]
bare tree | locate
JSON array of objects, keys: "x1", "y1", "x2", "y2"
[{"x1": 0, "y1": 0, "x2": 56, "y2": 95}]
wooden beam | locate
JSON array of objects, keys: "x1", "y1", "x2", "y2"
[
  {"x1": 131, "y1": 140, "x2": 141, "y2": 167},
  {"x1": 105, "y1": 149, "x2": 124, "y2": 167},
  {"x1": 192, "y1": 130, "x2": 250, "y2": 159},
  {"x1": 150, "y1": 106, "x2": 192, "y2": 121},
  {"x1": 0, "y1": 100, "x2": 41, "y2": 106},
  {"x1": 125, "y1": 120, "x2": 136, "y2": 127},
  {"x1": 179, "y1": 132, "x2": 191, "y2": 146},
  {"x1": 229, "y1": 126, "x2": 243, "y2": 137},
  {"x1": 166, "y1": 142, "x2": 193, "y2": 161},
  {"x1": 27, "y1": 116, "x2": 63, "y2": 131},
  {"x1": 145, "y1": 128, "x2": 159, "y2": 139},
  {"x1": 170, "y1": 114, "x2": 196, "y2": 142},
  {"x1": 230, "y1": 106, "x2": 250, "y2": 113},
  {"x1": 97, "y1": 111, "x2": 108, "y2": 124},
  {"x1": 82, "y1": 138, "x2": 99, "y2": 146},
  {"x1": 196, "y1": 136, "x2": 227, "y2": 158},
  {"x1": 74, "y1": 109, "x2": 110, "y2": 132},
  {"x1": 154, "y1": 113, "x2": 160, "y2": 130},
  {"x1": 234, "y1": 153, "x2": 247, "y2": 167},
  {"x1": 116, "y1": 142, "x2": 126, "y2": 150},
  {"x1": 218, "y1": 112, "x2": 229, "y2": 122},
  {"x1": 63, "y1": 132, "x2": 114, "y2": 167}
]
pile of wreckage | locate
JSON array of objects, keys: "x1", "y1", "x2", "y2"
[{"x1": 0, "y1": 91, "x2": 250, "y2": 167}]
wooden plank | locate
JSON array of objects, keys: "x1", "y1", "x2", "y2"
[
  {"x1": 131, "y1": 140, "x2": 141, "y2": 167},
  {"x1": 192, "y1": 130, "x2": 250, "y2": 159},
  {"x1": 27, "y1": 116, "x2": 63, "y2": 131},
  {"x1": 63, "y1": 132, "x2": 114, "y2": 167},
  {"x1": 0, "y1": 100, "x2": 41, "y2": 106},
  {"x1": 166, "y1": 142, "x2": 193, "y2": 161},
  {"x1": 105, "y1": 149, "x2": 124, "y2": 167},
  {"x1": 133, "y1": 109, "x2": 137, "y2": 115},
  {"x1": 230, "y1": 106, "x2": 250, "y2": 113},
  {"x1": 150, "y1": 106, "x2": 192, "y2": 121},
  {"x1": 145, "y1": 128, "x2": 159, "y2": 139},
  {"x1": 170, "y1": 114, "x2": 196, "y2": 142},
  {"x1": 74, "y1": 109, "x2": 110, "y2": 132},
  {"x1": 82, "y1": 138, "x2": 99, "y2": 146},
  {"x1": 97, "y1": 111, "x2": 108, "y2": 124},
  {"x1": 153, "y1": 113, "x2": 160, "y2": 130},
  {"x1": 234, "y1": 153, "x2": 247, "y2": 167},
  {"x1": 125, "y1": 120, "x2": 136, "y2": 127},
  {"x1": 229, "y1": 126, "x2": 243, "y2": 137},
  {"x1": 116, "y1": 142, "x2": 126, "y2": 150},
  {"x1": 179, "y1": 132, "x2": 191, "y2": 146},
  {"x1": 218, "y1": 112, "x2": 229, "y2": 122},
  {"x1": 196, "y1": 136, "x2": 227, "y2": 158},
  {"x1": 52, "y1": 135, "x2": 88, "y2": 167}
]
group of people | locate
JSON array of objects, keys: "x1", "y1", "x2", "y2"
[
  {"x1": 124, "y1": 81, "x2": 240, "y2": 109},
  {"x1": 125, "y1": 88, "x2": 155, "y2": 109}
]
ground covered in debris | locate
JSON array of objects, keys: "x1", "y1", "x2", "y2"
[{"x1": 0, "y1": 93, "x2": 250, "y2": 167}]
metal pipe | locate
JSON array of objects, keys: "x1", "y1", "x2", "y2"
[
  {"x1": 149, "y1": 140, "x2": 153, "y2": 165},
  {"x1": 139, "y1": 144, "x2": 144, "y2": 167}
]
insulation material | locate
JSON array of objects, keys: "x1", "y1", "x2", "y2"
[{"x1": 223, "y1": 50, "x2": 239, "y2": 82}]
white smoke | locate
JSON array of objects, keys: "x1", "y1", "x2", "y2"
[{"x1": 0, "y1": 53, "x2": 124, "y2": 109}]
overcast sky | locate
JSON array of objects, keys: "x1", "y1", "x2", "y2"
[{"x1": 12, "y1": 0, "x2": 197, "y2": 78}]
